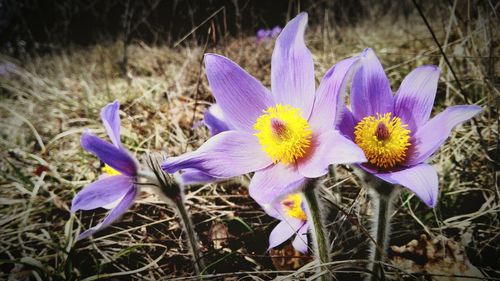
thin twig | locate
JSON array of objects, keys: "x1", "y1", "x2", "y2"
[{"x1": 412, "y1": 0, "x2": 488, "y2": 162}]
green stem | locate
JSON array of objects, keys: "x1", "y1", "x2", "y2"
[
  {"x1": 174, "y1": 197, "x2": 205, "y2": 276},
  {"x1": 303, "y1": 179, "x2": 332, "y2": 281}
]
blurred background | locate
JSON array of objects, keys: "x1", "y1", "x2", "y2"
[{"x1": 0, "y1": 0, "x2": 482, "y2": 55}]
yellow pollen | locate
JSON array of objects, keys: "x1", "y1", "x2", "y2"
[
  {"x1": 281, "y1": 193, "x2": 307, "y2": 221},
  {"x1": 354, "y1": 113, "x2": 411, "y2": 169},
  {"x1": 253, "y1": 104, "x2": 312, "y2": 164},
  {"x1": 102, "y1": 164, "x2": 121, "y2": 176}
]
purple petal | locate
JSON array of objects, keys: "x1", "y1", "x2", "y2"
[
  {"x1": 292, "y1": 223, "x2": 309, "y2": 253},
  {"x1": 271, "y1": 12, "x2": 315, "y2": 118},
  {"x1": 375, "y1": 164, "x2": 438, "y2": 207},
  {"x1": 81, "y1": 131, "x2": 138, "y2": 176},
  {"x1": 203, "y1": 104, "x2": 230, "y2": 136},
  {"x1": 350, "y1": 48, "x2": 393, "y2": 120},
  {"x1": 298, "y1": 131, "x2": 367, "y2": 178},
  {"x1": 262, "y1": 197, "x2": 293, "y2": 221},
  {"x1": 337, "y1": 106, "x2": 356, "y2": 140},
  {"x1": 71, "y1": 175, "x2": 134, "y2": 213},
  {"x1": 204, "y1": 54, "x2": 273, "y2": 132},
  {"x1": 405, "y1": 105, "x2": 482, "y2": 165},
  {"x1": 268, "y1": 219, "x2": 304, "y2": 250},
  {"x1": 248, "y1": 163, "x2": 305, "y2": 205},
  {"x1": 179, "y1": 168, "x2": 222, "y2": 185},
  {"x1": 394, "y1": 65, "x2": 440, "y2": 132},
  {"x1": 308, "y1": 57, "x2": 359, "y2": 132},
  {"x1": 262, "y1": 202, "x2": 285, "y2": 221},
  {"x1": 76, "y1": 187, "x2": 137, "y2": 240},
  {"x1": 100, "y1": 100, "x2": 122, "y2": 147},
  {"x1": 162, "y1": 131, "x2": 272, "y2": 178}
]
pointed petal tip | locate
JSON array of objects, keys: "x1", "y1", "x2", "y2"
[
  {"x1": 107, "y1": 100, "x2": 120, "y2": 109},
  {"x1": 469, "y1": 104, "x2": 483, "y2": 114},
  {"x1": 360, "y1": 48, "x2": 375, "y2": 57},
  {"x1": 204, "y1": 53, "x2": 226, "y2": 65},
  {"x1": 427, "y1": 198, "x2": 437, "y2": 208},
  {"x1": 375, "y1": 164, "x2": 439, "y2": 208},
  {"x1": 80, "y1": 130, "x2": 93, "y2": 148},
  {"x1": 296, "y1": 12, "x2": 308, "y2": 21},
  {"x1": 419, "y1": 64, "x2": 440, "y2": 72}
]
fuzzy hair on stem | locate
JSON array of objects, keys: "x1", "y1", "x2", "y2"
[
  {"x1": 303, "y1": 178, "x2": 333, "y2": 281},
  {"x1": 353, "y1": 167, "x2": 398, "y2": 281},
  {"x1": 142, "y1": 153, "x2": 206, "y2": 276}
]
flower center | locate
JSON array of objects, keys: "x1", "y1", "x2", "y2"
[
  {"x1": 281, "y1": 193, "x2": 307, "y2": 221},
  {"x1": 354, "y1": 113, "x2": 411, "y2": 168},
  {"x1": 254, "y1": 104, "x2": 312, "y2": 164},
  {"x1": 102, "y1": 164, "x2": 121, "y2": 176}
]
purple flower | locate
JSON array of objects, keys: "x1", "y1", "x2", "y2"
[
  {"x1": 162, "y1": 13, "x2": 366, "y2": 204},
  {"x1": 338, "y1": 48, "x2": 482, "y2": 207},
  {"x1": 71, "y1": 101, "x2": 139, "y2": 240},
  {"x1": 256, "y1": 26, "x2": 281, "y2": 43},
  {"x1": 256, "y1": 28, "x2": 271, "y2": 41},
  {"x1": 263, "y1": 193, "x2": 310, "y2": 253},
  {"x1": 270, "y1": 26, "x2": 282, "y2": 38}
]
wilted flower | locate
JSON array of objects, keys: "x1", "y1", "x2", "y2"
[
  {"x1": 71, "y1": 101, "x2": 139, "y2": 240},
  {"x1": 264, "y1": 193, "x2": 309, "y2": 253},
  {"x1": 162, "y1": 13, "x2": 366, "y2": 204},
  {"x1": 339, "y1": 48, "x2": 482, "y2": 207}
]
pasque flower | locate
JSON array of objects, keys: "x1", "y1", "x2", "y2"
[
  {"x1": 71, "y1": 101, "x2": 139, "y2": 240},
  {"x1": 193, "y1": 106, "x2": 311, "y2": 253},
  {"x1": 263, "y1": 193, "x2": 310, "y2": 253},
  {"x1": 162, "y1": 12, "x2": 366, "y2": 204},
  {"x1": 338, "y1": 48, "x2": 482, "y2": 207},
  {"x1": 256, "y1": 26, "x2": 282, "y2": 42}
]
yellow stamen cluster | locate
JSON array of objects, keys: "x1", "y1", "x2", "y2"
[
  {"x1": 254, "y1": 104, "x2": 312, "y2": 164},
  {"x1": 281, "y1": 193, "x2": 307, "y2": 221},
  {"x1": 354, "y1": 113, "x2": 411, "y2": 169},
  {"x1": 102, "y1": 164, "x2": 121, "y2": 176}
]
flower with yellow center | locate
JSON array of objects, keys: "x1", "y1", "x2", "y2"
[
  {"x1": 162, "y1": 12, "x2": 367, "y2": 208},
  {"x1": 266, "y1": 191, "x2": 310, "y2": 253},
  {"x1": 334, "y1": 48, "x2": 482, "y2": 208},
  {"x1": 73, "y1": 100, "x2": 139, "y2": 240},
  {"x1": 354, "y1": 112, "x2": 411, "y2": 169},
  {"x1": 281, "y1": 193, "x2": 307, "y2": 221},
  {"x1": 254, "y1": 104, "x2": 312, "y2": 165}
]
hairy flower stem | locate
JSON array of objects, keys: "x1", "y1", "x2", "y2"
[
  {"x1": 138, "y1": 167, "x2": 205, "y2": 276},
  {"x1": 354, "y1": 168, "x2": 396, "y2": 281},
  {"x1": 303, "y1": 179, "x2": 332, "y2": 281},
  {"x1": 173, "y1": 196, "x2": 205, "y2": 275}
]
